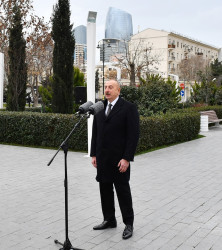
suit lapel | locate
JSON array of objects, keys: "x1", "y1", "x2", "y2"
[{"x1": 106, "y1": 97, "x2": 124, "y2": 120}]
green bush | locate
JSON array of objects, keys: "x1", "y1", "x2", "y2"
[
  {"x1": 120, "y1": 75, "x2": 181, "y2": 116},
  {"x1": 0, "y1": 110, "x2": 200, "y2": 153},
  {"x1": 191, "y1": 80, "x2": 218, "y2": 105},
  {"x1": 0, "y1": 107, "x2": 43, "y2": 113},
  {"x1": 25, "y1": 107, "x2": 42, "y2": 112},
  {"x1": 176, "y1": 105, "x2": 222, "y2": 119},
  {"x1": 39, "y1": 85, "x2": 53, "y2": 113},
  {"x1": 137, "y1": 112, "x2": 200, "y2": 152},
  {"x1": 0, "y1": 111, "x2": 87, "y2": 151}
]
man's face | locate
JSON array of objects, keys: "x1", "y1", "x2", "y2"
[{"x1": 105, "y1": 80, "x2": 120, "y2": 102}]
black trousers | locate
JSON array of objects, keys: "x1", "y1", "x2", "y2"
[{"x1": 99, "y1": 182, "x2": 134, "y2": 226}]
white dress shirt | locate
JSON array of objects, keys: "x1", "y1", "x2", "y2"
[{"x1": 105, "y1": 96, "x2": 119, "y2": 116}]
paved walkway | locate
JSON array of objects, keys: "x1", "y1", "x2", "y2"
[{"x1": 1, "y1": 127, "x2": 222, "y2": 250}]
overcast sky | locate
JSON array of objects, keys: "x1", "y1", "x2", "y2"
[{"x1": 33, "y1": 0, "x2": 222, "y2": 60}]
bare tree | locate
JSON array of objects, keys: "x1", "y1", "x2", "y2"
[
  {"x1": 179, "y1": 55, "x2": 210, "y2": 83},
  {"x1": 0, "y1": 0, "x2": 34, "y2": 50},
  {"x1": 26, "y1": 16, "x2": 53, "y2": 106},
  {"x1": 114, "y1": 39, "x2": 161, "y2": 86},
  {"x1": 0, "y1": 0, "x2": 34, "y2": 83},
  {"x1": 0, "y1": 0, "x2": 53, "y2": 106}
]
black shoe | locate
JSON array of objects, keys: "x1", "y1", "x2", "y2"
[
  {"x1": 93, "y1": 220, "x2": 117, "y2": 230},
  {"x1": 122, "y1": 225, "x2": 133, "y2": 239}
]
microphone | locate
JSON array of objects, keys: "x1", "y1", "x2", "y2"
[
  {"x1": 77, "y1": 101, "x2": 94, "y2": 114},
  {"x1": 87, "y1": 101, "x2": 104, "y2": 115}
]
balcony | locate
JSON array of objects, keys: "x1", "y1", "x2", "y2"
[
  {"x1": 168, "y1": 44, "x2": 175, "y2": 49},
  {"x1": 196, "y1": 52, "x2": 203, "y2": 56}
]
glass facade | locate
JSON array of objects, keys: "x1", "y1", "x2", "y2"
[
  {"x1": 74, "y1": 25, "x2": 86, "y2": 45},
  {"x1": 105, "y1": 7, "x2": 133, "y2": 41}
]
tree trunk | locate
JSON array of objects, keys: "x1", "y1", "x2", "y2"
[
  {"x1": 130, "y1": 63, "x2": 136, "y2": 86},
  {"x1": 33, "y1": 96, "x2": 38, "y2": 107}
]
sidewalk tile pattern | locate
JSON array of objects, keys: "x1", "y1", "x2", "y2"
[{"x1": 1, "y1": 127, "x2": 222, "y2": 249}]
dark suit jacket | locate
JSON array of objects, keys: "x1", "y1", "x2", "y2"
[{"x1": 90, "y1": 97, "x2": 139, "y2": 183}]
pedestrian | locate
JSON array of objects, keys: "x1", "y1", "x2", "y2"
[
  {"x1": 27, "y1": 95, "x2": 31, "y2": 107},
  {"x1": 90, "y1": 79, "x2": 139, "y2": 239}
]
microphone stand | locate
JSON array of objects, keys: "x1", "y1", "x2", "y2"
[{"x1": 48, "y1": 113, "x2": 89, "y2": 250}]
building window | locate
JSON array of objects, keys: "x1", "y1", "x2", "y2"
[{"x1": 177, "y1": 41, "x2": 179, "y2": 47}]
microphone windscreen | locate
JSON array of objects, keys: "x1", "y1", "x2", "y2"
[
  {"x1": 88, "y1": 101, "x2": 104, "y2": 115},
  {"x1": 78, "y1": 101, "x2": 94, "y2": 114}
]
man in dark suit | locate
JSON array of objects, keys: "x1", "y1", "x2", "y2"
[{"x1": 90, "y1": 79, "x2": 139, "y2": 239}]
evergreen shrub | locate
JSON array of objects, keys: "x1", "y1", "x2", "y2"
[
  {"x1": 0, "y1": 111, "x2": 200, "y2": 153},
  {"x1": 175, "y1": 105, "x2": 222, "y2": 119},
  {"x1": 0, "y1": 111, "x2": 87, "y2": 151},
  {"x1": 187, "y1": 105, "x2": 222, "y2": 119},
  {"x1": 137, "y1": 112, "x2": 200, "y2": 152},
  {"x1": 25, "y1": 107, "x2": 42, "y2": 112}
]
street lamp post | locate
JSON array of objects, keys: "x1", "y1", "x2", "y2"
[
  {"x1": 0, "y1": 21, "x2": 5, "y2": 109},
  {"x1": 97, "y1": 39, "x2": 111, "y2": 96},
  {"x1": 102, "y1": 42, "x2": 105, "y2": 95}
]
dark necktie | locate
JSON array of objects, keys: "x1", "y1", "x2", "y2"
[{"x1": 106, "y1": 103, "x2": 112, "y2": 117}]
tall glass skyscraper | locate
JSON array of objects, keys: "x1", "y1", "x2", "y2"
[
  {"x1": 74, "y1": 25, "x2": 86, "y2": 44},
  {"x1": 100, "y1": 7, "x2": 133, "y2": 62},
  {"x1": 105, "y1": 7, "x2": 133, "y2": 41}
]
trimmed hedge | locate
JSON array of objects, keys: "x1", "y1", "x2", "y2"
[
  {"x1": 171, "y1": 105, "x2": 222, "y2": 115},
  {"x1": 0, "y1": 110, "x2": 200, "y2": 153},
  {"x1": 183, "y1": 105, "x2": 222, "y2": 119},
  {"x1": 0, "y1": 107, "x2": 42, "y2": 112},
  {"x1": 137, "y1": 112, "x2": 200, "y2": 152},
  {"x1": 0, "y1": 112, "x2": 87, "y2": 151}
]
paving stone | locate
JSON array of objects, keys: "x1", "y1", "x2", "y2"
[{"x1": 1, "y1": 126, "x2": 222, "y2": 249}]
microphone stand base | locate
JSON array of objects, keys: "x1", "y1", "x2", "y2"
[{"x1": 54, "y1": 238, "x2": 83, "y2": 250}]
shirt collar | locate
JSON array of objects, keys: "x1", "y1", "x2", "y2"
[{"x1": 108, "y1": 96, "x2": 119, "y2": 107}]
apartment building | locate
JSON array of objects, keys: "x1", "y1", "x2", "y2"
[
  {"x1": 130, "y1": 28, "x2": 220, "y2": 100},
  {"x1": 74, "y1": 43, "x2": 87, "y2": 72},
  {"x1": 131, "y1": 28, "x2": 219, "y2": 77}
]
